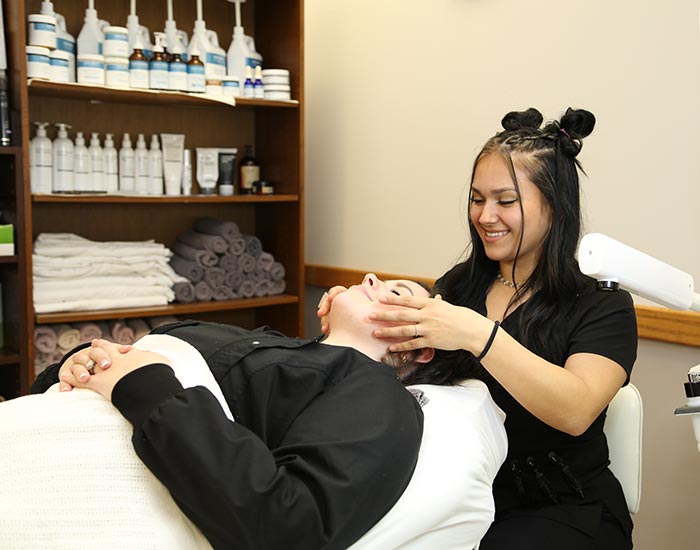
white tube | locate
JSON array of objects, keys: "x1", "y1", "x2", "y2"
[
  {"x1": 130, "y1": 0, "x2": 136, "y2": 17},
  {"x1": 235, "y1": 0, "x2": 242, "y2": 28},
  {"x1": 197, "y1": 0, "x2": 203, "y2": 21},
  {"x1": 89, "y1": 0, "x2": 95, "y2": 11},
  {"x1": 167, "y1": 0, "x2": 173, "y2": 22},
  {"x1": 160, "y1": 134, "x2": 184, "y2": 196}
]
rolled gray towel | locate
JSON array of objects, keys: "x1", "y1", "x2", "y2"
[
  {"x1": 254, "y1": 279, "x2": 271, "y2": 297},
  {"x1": 172, "y1": 241, "x2": 218, "y2": 268},
  {"x1": 194, "y1": 280, "x2": 213, "y2": 301},
  {"x1": 126, "y1": 318, "x2": 151, "y2": 340},
  {"x1": 148, "y1": 316, "x2": 180, "y2": 329},
  {"x1": 257, "y1": 251, "x2": 275, "y2": 271},
  {"x1": 239, "y1": 253, "x2": 256, "y2": 274},
  {"x1": 204, "y1": 266, "x2": 226, "y2": 289},
  {"x1": 177, "y1": 230, "x2": 228, "y2": 254},
  {"x1": 34, "y1": 325, "x2": 58, "y2": 354},
  {"x1": 212, "y1": 285, "x2": 236, "y2": 301},
  {"x1": 218, "y1": 253, "x2": 239, "y2": 273},
  {"x1": 238, "y1": 280, "x2": 255, "y2": 299},
  {"x1": 269, "y1": 262, "x2": 286, "y2": 282},
  {"x1": 194, "y1": 218, "x2": 240, "y2": 242},
  {"x1": 243, "y1": 235, "x2": 263, "y2": 258},
  {"x1": 111, "y1": 320, "x2": 135, "y2": 345},
  {"x1": 170, "y1": 254, "x2": 204, "y2": 282},
  {"x1": 174, "y1": 281, "x2": 196, "y2": 303},
  {"x1": 269, "y1": 279, "x2": 286, "y2": 295},
  {"x1": 225, "y1": 269, "x2": 245, "y2": 290},
  {"x1": 228, "y1": 237, "x2": 246, "y2": 256},
  {"x1": 249, "y1": 268, "x2": 270, "y2": 284}
]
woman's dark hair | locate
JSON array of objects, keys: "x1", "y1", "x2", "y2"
[{"x1": 438, "y1": 107, "x2": 596, "y2": 359}]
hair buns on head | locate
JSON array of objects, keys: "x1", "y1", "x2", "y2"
[
  {"x1": 558, "y1": 107, "x2": 596, "y2": 157},
  {"x1": 501, "y1": 108, "x2": 544, "y2": 131}
]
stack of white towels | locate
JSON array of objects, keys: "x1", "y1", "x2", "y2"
[{"x1": 33, "y1": 233, "x2": 186, "y2": 314}]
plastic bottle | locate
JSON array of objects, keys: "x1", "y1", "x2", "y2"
[
  {"x1": 148, "y1": 134, "x2": 163, "y2": 195},
  {"x1": 103, "y1": 133, "x2": 119, "y2": 193},
  {"x1": 181, "y1": 148, "x2": 192, "y2": 195},
  {"x1": 30, "y1": 122, "x2": 52, "y2": 194},
  {"x1": 149, "y1": 33, "x2": 169, "y2": 90},
  {"x1": 168, "y1": 36, "x2": 188, "y2": 92},
  {"x1": 253, "y1": 65, "x2": 264, "y2": 99},
  {"x1": 73, "y1": 131, "x2": 90, "y2": 192},
  {"x1": 88, "y1": 132, "x2": 103, "y2": 192},
  {"x1": 77, "y1": 1, "x2": 104, "y2": 56},
  {"x1": 164, "y1": 0, "x2": 189, "y2": 62},
  {"x1": 226, "y1": 9, "x2": 249, "y2": 88},
  {"x1": 134, "y1": 133, "x2": 149, "y2": 194},
  {"x1": 187, "y1": 47, "x2": 206, "y2": 93},
  {"x1": 127, "y1": 2, "x2": 153, "y2": 60},
  {"x1": 119, "y1": 133, "x2": 135, "y2": 192},
  {"x1": 41, "y1": 1, "x2": 76, "y2": 82},
  {"x1": 239, "y1": 145, "x2": 259, "y2": 194},
  {"x1": 128, "y1": 31, "x2": 149, "y2": 90},
  {"x1": 187, "y1": 1, "x2": 226, "y2": 81},
  {"x1": 53, "y1": 123, "x2": 74, "y2": 192},
  {"x1": 243, "y1": 65, "x2": 254, "y2": 98}
]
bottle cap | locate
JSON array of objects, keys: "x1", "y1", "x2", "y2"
[
  {"x1": 150, "y1": 134, "x2": 160, "y2": 149},
  {"x1": 75, "y1": 131, "x2": 85, "y2": 145}
]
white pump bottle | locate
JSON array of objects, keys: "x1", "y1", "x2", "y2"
[
  {"x1": 134, "y1": 133, "x2": 150, "y2": 195},
  {"x1": 77, "y1": 0, "x2": 104, "y2": 56},
  {"x1": 73, "y1": 131, "x2": 91, "y2": 192},
  {"x1": 30, "y1": 122, "x2": 52, "y2": 194},
  {"x1": 149, "y1": 134, "x2": 163, "y2": 195},
  {"x1": 119, "y1": 133, "x2": 135, "y2": 192},
  {"x1": 89, "y1": 132, "x2": 103, "y2": 192},
  {"x1": 103, "y1": 133, "x2": 119, "y2": 193},
  {"x1": 53, "y1": 123, "x2": 74, "y2": 193}
]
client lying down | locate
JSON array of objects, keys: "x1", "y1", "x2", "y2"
[{"x1": 0, "y1": 274, "x2": 506, "y2": 550}]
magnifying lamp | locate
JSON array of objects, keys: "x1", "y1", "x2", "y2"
[{"x1": 577, "y1": 233, "x2": 700, "y2": 452}]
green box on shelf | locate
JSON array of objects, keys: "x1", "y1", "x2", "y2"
[{"x1": 0, "y1": 224, "x2": 14, "y2": 256}]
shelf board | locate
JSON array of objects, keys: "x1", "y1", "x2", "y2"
[
  {"x1": 0, "y1": 348, "x2": 20, "y2": 365},
  {"x1": 0, "y1": 255, "x2": 17, "y2": 263},
  {"x1": 35, "y1": 294, "x2": 299, "y2": 324},
  {"x1": 28, "y1": 80, "x2": 299, "y2": 110},
  {"x1": 0, "y1": 146, "x2": 22, "y2": 156},
  {"x1": 32, "y1": 193, "x2": 299, "y2": 204}
]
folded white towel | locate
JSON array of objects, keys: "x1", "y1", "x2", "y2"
[
  {"x1": 34, "y1": 295, "x2": 170, "y2": 314},
  {"x1": 34, "y1": 274, "x2": 174, "y2": 291},
  {"x1": 34, "y1": 284, "x2": 174, "y2": 306}
]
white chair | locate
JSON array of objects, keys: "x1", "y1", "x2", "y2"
[{"x1": 603, "y1": 383, "x2": 643, "y2": 514}]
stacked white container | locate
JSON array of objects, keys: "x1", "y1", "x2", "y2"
[
  {"x1": 103, "y1": 26, "x2": 130, "y2": 89},
  {"x1": 261, "y1": 69, "x2": 291, "y2": 101}
]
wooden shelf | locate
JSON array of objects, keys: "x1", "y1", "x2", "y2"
[
  {"x1": 0, "y1": 147, "x2": 22, "y2": 156},
  {"x1": 27, "y1": 80, "x2": 300, "y2": 110},
  {"x1": 35, "y1": 294, "x2": 299, "y2": 324},
  {"x1": 0, "y1": 255, "x2": 17, "y2": 263},
  {"x1": 0, "y1": 348, "x2": 20, "y2": 365},
  {"x1": 32, "y1": 193, "x2": 299, "y2": 204}
]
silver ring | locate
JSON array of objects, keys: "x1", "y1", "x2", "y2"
[
  {"x1": 317, "y1": 291, "x2": 329, "y2": 309},
  {"x1": 414, "y1": 323, "x2": 419, "y2": 338},
  {"x1": 85, "y1": 359, "x2": 96, "y2": 374}
]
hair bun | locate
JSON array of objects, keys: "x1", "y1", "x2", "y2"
[
  {"x1": 501, "y1": 108, "x2": 544, "y2": 132},
  {"x1": 560, "y1": 108, "x2": 596, "y2": 139}
]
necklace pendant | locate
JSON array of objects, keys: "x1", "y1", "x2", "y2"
[{"x1": 497, "y1": 272, "x2": 517, "y2": 289}]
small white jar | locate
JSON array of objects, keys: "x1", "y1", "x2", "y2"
[
  {"x1": 28, "y1": 14, "x2": 57, "y2": 49},
  {"x1": 221, "y1": 76, "x2": 240, "y2": 97},
  {"x1": 105, "y1": 56, "x2": 129, "y2": 88},
  {"x1": 77, "y1": 54, "x2": 105, "y2": 85},
  {"x1": 205, "y1": 80, "x2": 223, "y2": 95},
  {"x1": 263, "y1": 84, "x2": 291, "y2": 101},
  {"x1": 49, "y1": 49, "x2": 70, "y2": 82},
  {"x1": 103, "y1": 26, "x2": 129, "y2": 58},
  {"x1": 26, "y1": 45, "x2": 51, "y2": 80}
]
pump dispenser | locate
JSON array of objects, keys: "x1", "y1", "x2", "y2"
[
  {"x1": 77, "y1": 0, "x2": 104, "y2": 56},
  {"x1": 119, "y1": 133, "x2": 135, "y2": 192},
  {"x1": 134, "y1": 133, "x2": 149, "y2": 194},
  {"x1": 164, "y1": 0, "x2": 188, "y2": 62},
  {"x1": 149, "y1": 134, "x2": 163, "y2": 195},
  {"x1": 41, "y1": 0, "x2": 76, "y2": 82},
  {"x1": 127, "y1": 0, "x2": 153, "y2": 60},
  {"x1": 226, "y1": 0, "x2": 251, "y2": 87},
  {"x1": 30, "y1": 122, "x2": 52, "y2": 194},
  {"x1": 53, "y1": 123, "x2": 74, "y2": 192},
  {"x1": 103, "y1": 133, "x2": 118, "y2": 192},
  {"x1": 89, "y1": 132, "x2": 103, "y2": 192},
  {"x1": 187, "y1": 0, "x2": 226, "y2": 81},
  {"x1": 73, "y1": 131, "x2": 90, "y2": 192},
  {"x1": 149, "y1": 33, "x2": 169, "y2": 90}
]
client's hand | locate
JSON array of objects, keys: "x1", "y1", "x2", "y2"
[
  {"x1": 59, "y1": 339, "x2": 132, "y2": 392},
  {"x1": 71, "y1": 340, "x2": 171, "y2": 401},
  {"x1": 316, "y1": 285, "x2": 347, "y2": 334}
]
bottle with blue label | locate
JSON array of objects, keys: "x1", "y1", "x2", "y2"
[
  {"x1": 129, "y1": 31, "x2": 149, "y2": 90},
  {"x1": 243, "y1": 65, "x2": 254, "y2": 98},
  {"x1": 77, "y1": 4, "x2": 104, "y2": 56},
  {"x1": 188, "y1": 17, "x2": 226, "y2": 81},
  {"x1": 168, "y1": 36, "x2": 188, "y2": 92},
  {"x1": 187, "y1": 47, "x2": 206, "y2": 94},
  {"x1": 253, "y1": 65, "x2": 264, "y2": 99},
  {"x1": 149, "y1": 33, "x2": 169, "y2": 90}
]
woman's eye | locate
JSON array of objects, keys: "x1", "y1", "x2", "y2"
[
  {"x1": 391, "y1": 289, "x2": 402, "y2": 296},
  {"x1": 469, "y1": 197, "x2": 484, "y2": 205},
  {"x1": 498, "y1": 199, "x2": 518, "y2": 206}
]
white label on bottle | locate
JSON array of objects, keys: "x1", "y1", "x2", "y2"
[{"x1": 240, "y1": 165, "x2": 260, "y2": 191}]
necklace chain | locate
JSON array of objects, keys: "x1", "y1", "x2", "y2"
[{"x1": 497, "y1": 272, "x2": 517, "y2": 289}]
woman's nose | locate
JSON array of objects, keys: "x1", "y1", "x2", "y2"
[{"x1": 478, "y1": 202, "x2": 498, "y2": 224}]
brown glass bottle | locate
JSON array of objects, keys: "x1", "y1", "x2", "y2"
[{"x1": 239, "y1": 145, "x2": 260, "y2": 195}]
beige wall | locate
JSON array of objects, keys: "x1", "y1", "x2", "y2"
[{"x1": 304, "y1": 1, "x2": 700, "y2": 548}]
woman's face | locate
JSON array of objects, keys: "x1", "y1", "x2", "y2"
[{"x1": 469, "y1": 153, "x2": 552, "y2": 274}]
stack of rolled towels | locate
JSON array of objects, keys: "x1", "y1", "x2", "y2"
[
  {"x1": 33, "y1": 316, "x2": 179, "y2": 375},
  {"x1": 169, "y1": 218, "x2": 286, "y2": 303},
  {"x1": 33, "y1": 233, "x2": 186, "y2": 314}
]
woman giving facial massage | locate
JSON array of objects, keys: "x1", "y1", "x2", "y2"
[{"x1": 4, "y1": 273, "x2": 506, "y2": 550}]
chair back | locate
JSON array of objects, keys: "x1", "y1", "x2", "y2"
[{"x1": 603, "y1": 383, "x2": 643, "y2": 514}]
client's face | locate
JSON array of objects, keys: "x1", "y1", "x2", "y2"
[{"x1": 330, "y1": 273, "x2": 429, "y2": 340}]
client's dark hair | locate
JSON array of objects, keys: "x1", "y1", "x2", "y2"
[{"x1": 380, "y1": 282, "x2": 491, "y2": 387}]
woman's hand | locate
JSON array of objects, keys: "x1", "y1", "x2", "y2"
[
  {"x1": 316, "y1": 285, "x2": 348, "y2": 334},
  {"x1": 58, "y1": 338, "x2": 132, "y2": 392},
  {"x1": 70, "y1": 341, "x2": 170, "y2": 401},
  {"x1": 370, "y1": 294, "x2": 491, "y2": 353}
]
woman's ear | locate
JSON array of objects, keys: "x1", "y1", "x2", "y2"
[{"x1": 415, "y1": 347, "x2": 434, "y2": 364}]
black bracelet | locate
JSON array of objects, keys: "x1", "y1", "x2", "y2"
[{"x1": 476, "y1": 320, "x2": 500, "y2": 362}]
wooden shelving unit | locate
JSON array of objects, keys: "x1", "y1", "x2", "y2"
[{"x1": 3, "y1": 0, "x2": 304, "y2": 396}]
